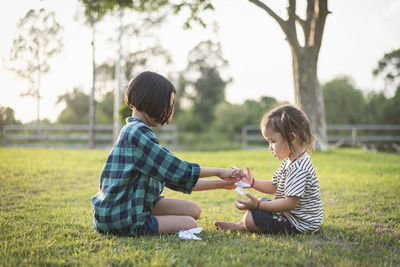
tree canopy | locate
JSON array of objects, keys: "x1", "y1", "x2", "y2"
[{"x1": 373, "y1": 49, "x2": 400, "y2": 84}]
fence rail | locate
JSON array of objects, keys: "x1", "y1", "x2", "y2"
[
  {"x1": 4, "y1": 124, "x2": 400, "y2": 151},
  {"x1": 3, "y1": 124, "x2": 178, "y2": 149},
  {"x1": 241, "y1": 124, "x2": 400, "y2": 150}
]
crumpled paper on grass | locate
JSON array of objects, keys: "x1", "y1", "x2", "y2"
[
  {"x1": 177, "y1": 227, "x2": 203, "y2": 240},
  {"x1": 234, "y1": 181, "x2": 251, "y2": 195}
]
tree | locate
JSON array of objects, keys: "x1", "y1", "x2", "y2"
[
  {"x1": 373, "y1": 49, "x2": 400, "y2": 85},
  {"x1": 95, "y1": 8, "x2": 172, "y2": 124},
  {"x1": 80, "y1": 0, "x2": 214, "y2": 29},
  {"x1": 383, "y1": 86, "x2": 400, "y2": 124},
  {"x1": 370, "y1": 48, "x2": 400, "y2": 124},
  {"x1": 184, "y1": 40, "x2": 230, "y2": 124},
  {"x1": 322, "y1": 76, "x2": 365, "y2": 124},
  {"x1": 364, "y1": 91, "x2": 387, "y2": 124},
  {"x1": 247, "y1": 0, "x2": 329, "y2": 151},
  {"x1": 56, "y1": 88, "x2": 114, "y2": 124},
  {"x1": 0, "y1": 106, "x2": 20, "y2": 144},
  {"x1": 6, "y1": 8, "x2": 63, "y2": 126},
  {"x1": 56, "y1": 88, "x2": 90, "y2": 124},
  {"x1": 79, "y1": 0, "x2": 110, "y2": 147},
  {"x1": 213, "y1": 96, "x2": 279, "y2": 137}
]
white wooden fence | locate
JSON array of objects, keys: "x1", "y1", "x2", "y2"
[
  {"x1": 3, "y1": 124, "x2": 178, "y2": 149},
  {"x1": 241, "y1": 124, "x2": 400, "y2": 150}
]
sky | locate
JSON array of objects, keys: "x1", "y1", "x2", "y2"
[{"x1": 1, "y1": 0, "x2": 400, "y2": 123}]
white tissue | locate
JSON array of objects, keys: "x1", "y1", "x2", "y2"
[
  {"x1": 177, "y1": 227, "x2": 203, "y2": 240},
  {"x1": 234, "y1": 181, "x2": 251, "y2": 195}
]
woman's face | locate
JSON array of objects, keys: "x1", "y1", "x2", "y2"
[{"x1": 262, "y1": 127, "x2": 291, "y2": 161}]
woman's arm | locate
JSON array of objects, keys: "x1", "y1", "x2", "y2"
[
  {"x1": 192, "y1": 179, "x2": 236, "y2": 191},
  {"x1": 199, "y1": 167, "x2": 236, "y2": 179}
]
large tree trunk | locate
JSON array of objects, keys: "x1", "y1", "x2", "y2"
[{"x1": 292, "y1": 47, "x2": 327, "y2": 151}]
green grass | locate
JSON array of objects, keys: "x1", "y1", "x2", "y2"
[{"x1": 0, "y1": 147, "x2": 399, "y2": 266}]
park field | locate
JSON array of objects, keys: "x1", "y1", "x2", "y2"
[{"x1": 0, "y1": 147, "x2": 399, "y2": 266}]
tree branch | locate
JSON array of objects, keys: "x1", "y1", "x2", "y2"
[
  {"x1": 248, "y1": 0, "x2": 286, "y2": 28},
  {"x1": 249, "y1": 0, "x2": 301, "y2": 52},
  {"x1": 286, "y1": 0, "x2": 301, "y2": 50},
  {"x1": 312, "y1": 0, "x2": 330, "y2": 60},
  {"x1": 304, "y1": 0, "x2": 314, "y2": 45},
  {"x1": 296, "y1": 15, "x2": 307, "y2": 34}
]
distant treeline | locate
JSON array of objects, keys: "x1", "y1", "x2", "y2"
[{"x1": 2, "y1": 76, "x2": 399, "y2": 134}]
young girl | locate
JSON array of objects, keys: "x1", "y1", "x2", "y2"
[
  {"x1": 215, "y1": 105, "x2": 323, "y2": 234},
  {"x1": 92, "y1": 71, "x2": 238, "y2": 236}
]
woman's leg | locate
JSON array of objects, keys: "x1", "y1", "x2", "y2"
[
  {"x1": 155, "y1": 215, "x2": 198, "y2": 234},
  {"x1": 151, "y1": 197, "x2": 201, "y2": 219}
]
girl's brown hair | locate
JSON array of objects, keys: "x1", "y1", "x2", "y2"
[
  {"x1": 125, "y1": 71, "x2": 176, "y2": 125},
  {"x1": 260, "y1": 104, "x2": 315, "y2": 153}
]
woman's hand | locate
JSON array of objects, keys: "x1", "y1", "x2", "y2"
[
  {"x1": 235, "y1": 192, "x2": 260, "y2": 210},
  {"x1": 221, "y1": 179, "x2": 237, "y2": 190},
  {"x1": 218, "y1": 168, "x2": 239, "y2": 181}
]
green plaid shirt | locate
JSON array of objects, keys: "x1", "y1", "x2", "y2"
[{"x1": 92, "y1": 117, "x2": 200, "y2": 235}]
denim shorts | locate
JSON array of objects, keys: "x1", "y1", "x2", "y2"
[
  {"x1": 135, "y1": 215, "x2": 159, "y2": 235},
  {"x1": 249, "y1": 198, "x2": 299, "y2": 234},
  {"x1": 135, "y1": 195, "x2": 164, "y2": 235}
]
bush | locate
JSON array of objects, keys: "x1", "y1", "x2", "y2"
[{"x1": 177, "y1": 130, "x2": 241, "y2": 151}]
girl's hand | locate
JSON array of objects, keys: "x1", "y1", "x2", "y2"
[
  {"x1": 235, "y1": 192, "x2": 260, "y2": 210},
  {"x1": 239, "y1": 166, "x2": 254, "y2": 186}
]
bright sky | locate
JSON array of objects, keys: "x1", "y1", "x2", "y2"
[{"x1": 1, "y1": 0, "x2": 400, "y2": 123}]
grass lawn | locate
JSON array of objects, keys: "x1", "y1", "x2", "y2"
[{"x1": 0, "y1": 147, "x2": 399, "y2": 266}]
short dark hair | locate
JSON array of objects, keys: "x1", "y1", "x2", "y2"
[
  {"x1": 260, "y1": 104, "x2": 315, "y2": 153},
  {"x1": 125, "y1": 71, "x2": 176, "y2": 125}
]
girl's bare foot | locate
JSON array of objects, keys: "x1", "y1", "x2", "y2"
[{"x1": 214, "y1": 221, "x2": 246, "y2": 231}]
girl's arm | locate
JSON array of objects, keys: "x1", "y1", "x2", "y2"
[
  {"x1": 236, "y1": 192, "x2": 300, "y2": 212},
  {"x1": 253, "y1": 180, "x2": 277, "y2": 194},
  {"x1": 192, "y1": 179, "x2": 236, "y2": 191}
]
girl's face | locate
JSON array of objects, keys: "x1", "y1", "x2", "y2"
[{"x1": 262, "y1": 127, "x2": 291, "y2": 161}]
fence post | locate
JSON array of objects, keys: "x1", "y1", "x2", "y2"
[
  {"x1": 3, "y1": 127, "x2": 7, "y2": 146},
  {"x1": 242, "y1": 126, "x2": 247, "y2": 150},
  {"x1": 351, "y1": 127, "x2": 357, "y2": 147},
  {"x1": 45, "y1": 128, "x2": 49, "y2": 147},
  {"x1": 173, "y1": 126, "x2": 178, "y2": 149}
]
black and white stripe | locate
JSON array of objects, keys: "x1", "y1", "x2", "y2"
[{"x1": 272, "y1": 154, "x2": 323, "y2": 233}]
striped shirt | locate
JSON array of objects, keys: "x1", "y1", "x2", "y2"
[
  {"x1": 272, "y1": 153, "x2": 323, "y2": 233},
  {"x1": 91, "y1": 117, "x2": 200, "y2": 236}
]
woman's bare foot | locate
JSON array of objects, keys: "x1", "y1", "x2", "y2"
[{"x1": 214, "y1": 221, "x2": 246, "y2": 231}]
